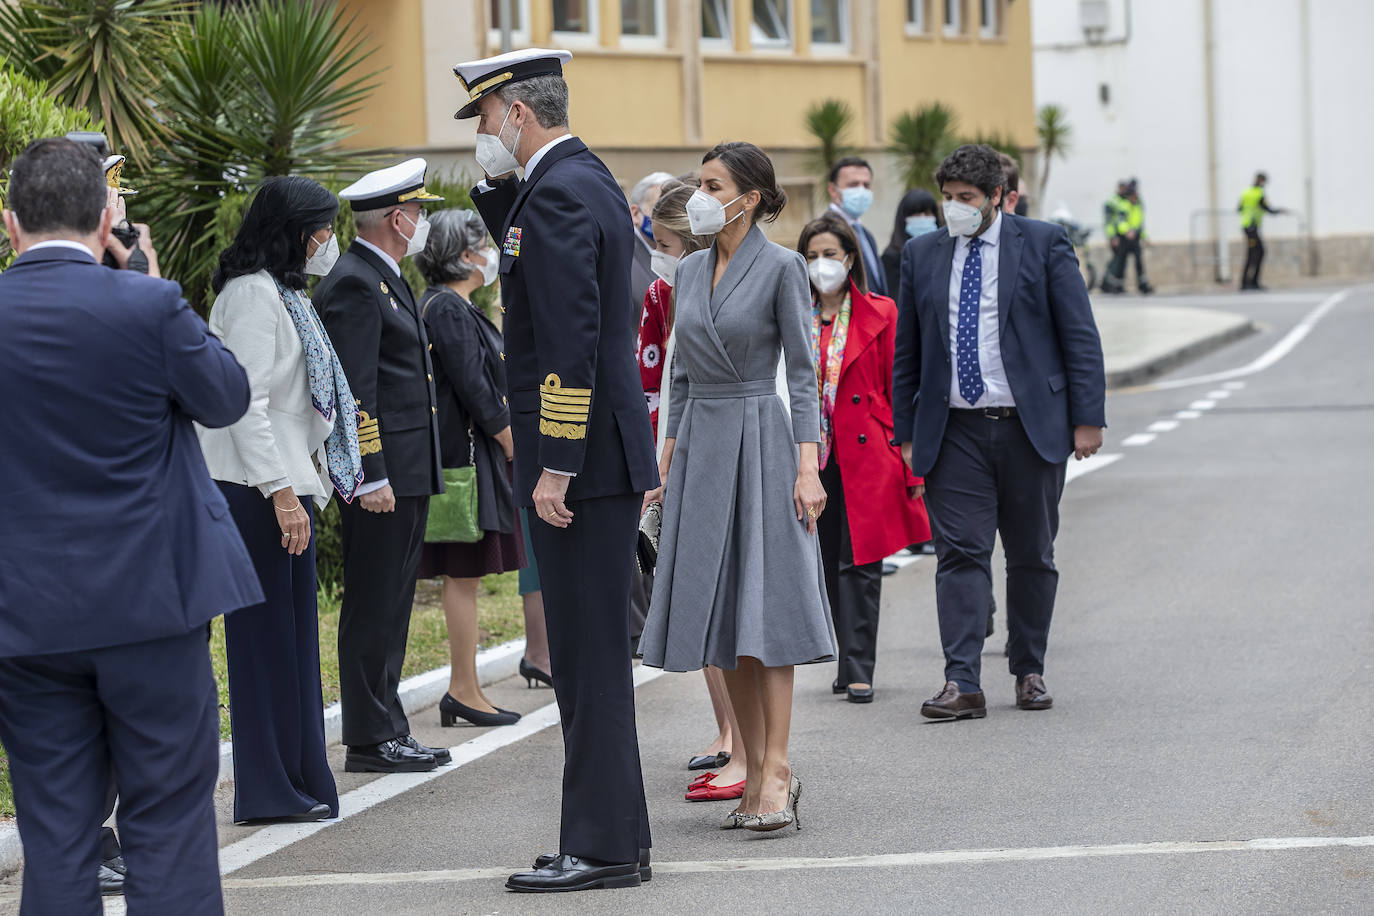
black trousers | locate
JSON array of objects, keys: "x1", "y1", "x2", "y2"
[
  {"x1": 221, "y1": 483, "x2": 338, "y2": 821},
  {"x1": 1106, "y1": 236, "x2": 1149, "y2": 290},
  {"x1": 923, "y1": 411, "x2": 1066, "y2": 693},
  {"x1": 338, "y1": 494, "x2": 429, "y2": 747},
  {"x1": 528, "y1": 492, "x2": 650, "y2": 864},
  {"x1": 1242, "y1": 226, "x2": 1265, "y2": 287},
  {"x1": 0, "y1": 629, "x2": 222, "y2": 916},
  {"x1": 817, "y1": 457, "x2": 883, "y2": 686}
]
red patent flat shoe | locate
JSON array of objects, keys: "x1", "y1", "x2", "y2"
[
  {"x1": 689, "y1": 772, "x2": 717, "y2": 788},
  {"x1": 685, "y1": 778, "x2": 745, "y2": 801}
]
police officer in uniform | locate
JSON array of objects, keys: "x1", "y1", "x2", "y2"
[
  {"x1": 1239, "y1": 171, "x2": 1284, "y2": 291},
  {"x1": 453, "y1": 48, "x2": 659, "y2": 893},
  {"x1": 314, "y1": 160, "x2": 451, "y2": 774}
]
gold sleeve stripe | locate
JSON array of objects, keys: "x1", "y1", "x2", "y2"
[
  {"x1": 359, "y1": 439, "x2": 382, "y2": 456},
  {"x1": 541, "y1": 407, "x2": 590, "y2": 423},
  {"x1": 357, "y1": 430, "x2": 381, "y2": 442},
  {"x1": 539, "y1": 373, "x2": 591, "y2": 397},
  {"x1": 542, "y1": 391, "x2": 592, "y2": 405},
  {"x1": 540, "y1": 419, "x2": 586, "y2": 440}
]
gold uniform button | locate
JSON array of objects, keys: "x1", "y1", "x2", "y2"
[
  {"x1": 503, "y1": 396, "x2": 508, "y2": 404},
  {"x1": 428, "y1": 343, "x2": 433, "y2": 351},
  {"x1": 427, "y1": 373, "x2": 433, "y2": 382},
  {"x1": 431, "y1": 406, "x2": 437, "y2": 415},
  {"x1": 500, "y1": 352, "x2": 505, "y2": 360}
]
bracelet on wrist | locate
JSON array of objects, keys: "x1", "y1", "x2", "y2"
[{"x1": 273, "y1": 500, "x2": 304, "y2": 513}]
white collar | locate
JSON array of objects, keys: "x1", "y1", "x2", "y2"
[
  {"x1": 354, "y1": 237, "x2": 402, "y2": 277},
  {"x1": 828, "y1": 201, "x2": 860, "y2": 226},
  {"x1": 25, "y1": 239, "x2": 98, "y2": 260},
  {"x1": 524, "y1": 133, "x2": 574, "y2": 179}
]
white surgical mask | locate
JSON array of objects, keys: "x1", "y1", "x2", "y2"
[
  {"x1": 905, "y1": 214, "x2": 938, "y2": 238},
  {"x1": 304, "y1": 233, "x2": 339, "y2": 276},
  {"x1": 944, "y1": 196, "x2": 990, "y2": 238},
  {"x1": 807, "y1": 257, "x2": 850, "y2": 295},
  {"x1": 399, "y1": 210, "x2": 430, "y2": 258},
  {"x1": 840, "y1": 186, "x2": 873, "y2": 219},
  {"x1": 686, "y1": 190, "x2": 744, "y2": 236},
  {"x1": 474, "y1": 104, "x2": 522, "y2": 177},
  {"x1": 475, "y1": 247, "x2": 499, "y2": 286},
  {"x1": 650, "y1": 249, "x2": 680, "y2": 286}
]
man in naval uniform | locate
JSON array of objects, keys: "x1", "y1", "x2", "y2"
[
  {"x1": 454, "y1": 49, "x2": 660, "y2": 893},
  {"x1": 314, "y1": 160, "x2": 452, "y2": 774}
]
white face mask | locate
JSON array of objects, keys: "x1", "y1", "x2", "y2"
[
  {"x1": 807, "y1": 257, "x2": 850, "y2": 295},
  {"x1": 944, "y1": 196, "x2": 991, "y2": 238},
  {"x1": 398, "y1": 210, "x2": 430, "y2": 258},
  {"x1": 304, "y1": 233, "x2": 339, "y2": 276},
  {"x1": 650, "y1": 249, "x2": 680, "y2": 287},
  {"x1": 686, "y1": 189, "x2": 744, "y2": 236},
  {"x1": 474, "y1": 104, "x2": 522, "y2": 177},
  {"x1": 474, "y1": 247, "x2": 499, "y2": 286}
]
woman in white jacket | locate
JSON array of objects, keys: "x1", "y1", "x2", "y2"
[{"x1": 198, "y1": 177, "x2": 363, "y2": 825}]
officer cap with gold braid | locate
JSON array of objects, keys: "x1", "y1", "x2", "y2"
[
  {"x1": 338, "y1": 158, "x2": 444, "y2": 213},
  {"x1": 452, "y1": 48, "x2": 573, "y2": 120}
]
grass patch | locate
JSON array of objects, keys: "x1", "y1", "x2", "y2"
[{"x1": 1, "y1": 746, "x2": 11, "y2": 818}]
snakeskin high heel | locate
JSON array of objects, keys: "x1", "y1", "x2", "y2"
[
  {"x1": 720, "y1": 809, "x2": 748, "y2": 830},
  {"x1": 743, "y1": 773, "x2": 801, "y2": 832}
]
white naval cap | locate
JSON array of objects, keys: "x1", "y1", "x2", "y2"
[
  {"x1": 451, "y1": 48, "x2": 573, "y2": 120},
  {"x1": 102, "y1": 155, "x2": 136, "y2": 196},
  {"x1": 338, "y1": 157, "x2": 445, "y2": 212}
]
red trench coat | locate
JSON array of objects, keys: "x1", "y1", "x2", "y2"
[{"x1": 827, "y1": 281, "x2": 931, "y2": 565}]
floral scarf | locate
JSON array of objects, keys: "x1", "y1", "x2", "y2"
[
  {"x1": 274, "y1": 279, "x2": 364, "y2": 502},
  {"x1": 811, "y1": 291, "x2": 851, "y2": 470}
]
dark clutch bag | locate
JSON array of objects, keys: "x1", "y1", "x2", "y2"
[{"x1": 628, "y1": 502, "x2": 662, "y2": 656}]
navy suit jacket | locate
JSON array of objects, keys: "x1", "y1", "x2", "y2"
[
  {"x1": 892, "y1": 214, "x2": 1106, "y2": 476},
  {"x1": 0, "y1": 246, "x2": 263, "y2": 657},
  {"x1": 473, "y1": 138, "x2": 659, "y2": 506}
]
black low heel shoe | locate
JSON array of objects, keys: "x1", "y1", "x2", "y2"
[
  {"x1": 440, "y1": 694, "x2": 521, "y2": 727},
  {"x1": 520, "y1": 657, "x2": 553, "y2": 689}
]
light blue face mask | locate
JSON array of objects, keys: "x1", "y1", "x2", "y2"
[
  {"x1": 905, "y1": 214, "x2": 938, "y2": 238},
  {"x1": 840, "y1": 186, "x2": 873, "y2": 219}
]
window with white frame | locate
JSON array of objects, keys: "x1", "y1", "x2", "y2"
[
  {"x1": 487, "y1": 0, "x2": 530, "y2": 46},
  {"x1": 812, "y1": 0, "x2": 849, "y2": 51},
  {"x1": 552, "y1": 0, "x2": 597, "y2": 43},
  {"x1": 907, "y1": 0, "x2": 927, "y2": 34},
  {"x1": 752, "y1": 0, "x2": 792, "y2": 49},
  {"x1": 703, "y1": 0, "x2": 732, "y2": 46},
  {"x1": 979, "y1": 0, "x2": 1001, "y2": 37},
  {"x1": 621, "y1": 0, "x2": 665, "y2": 45},
  {"x1": 943, "y1": 0, "x2": 962, "y2": 36}
]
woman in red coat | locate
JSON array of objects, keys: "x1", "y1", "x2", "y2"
[{"x1": 798, "y1": 213, "x2": 931, "y2": 704}]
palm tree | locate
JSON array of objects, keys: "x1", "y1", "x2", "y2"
[
  {"x1": 803, "y1": 98, "x2": 854, "y2": 203},
  {"x1": 1037, "y1": 104, "x2": 1073, "y2": 210},
  {"x1": 888, "y1": 102, "x2": 959, "y2": 192}
]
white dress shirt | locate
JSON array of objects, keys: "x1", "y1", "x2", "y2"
[
  {"x1": 947, "y1": 212, "x2": 1014, "y2": 409},
  {"x1": 26, "y1": 239, "x2": 97, "y2": 259},
  {"x1": 351, "y1": 237, "x2": 402, "y2": 496}
]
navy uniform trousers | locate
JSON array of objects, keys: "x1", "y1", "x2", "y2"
[
  {"x1": 0, "y1": 629, "x2": 222, "y2": 916},
  {"x1": 527, "y1": 492, "x2": 650, "y2": 865},
  {"x1": 923, "y1": 410, "x2": 1066, "y2": 693}
]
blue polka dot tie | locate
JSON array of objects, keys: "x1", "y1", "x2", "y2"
[{"x1": 956, "y1": 237, "x2": 985, "y2": 405}]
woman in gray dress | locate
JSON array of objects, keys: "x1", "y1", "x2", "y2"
[{"x1": 639, "y1": 142, "x2": 833, "y2": 833}]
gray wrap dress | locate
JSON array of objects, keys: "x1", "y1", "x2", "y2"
[{"x1": 638, "y1": 226, "x2": 836, "y2": 672}]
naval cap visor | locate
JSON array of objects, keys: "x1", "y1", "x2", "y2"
[{"x1": 453, "y1": 50, "x2": 571, "y2": 120}]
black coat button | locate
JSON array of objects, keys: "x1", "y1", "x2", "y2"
[
  {"x1": 858, "y1": 434, "x2": 867, "y2": 444},
  {"x1": 852, "y1": 394, "x2": 861, "y2": 404}
]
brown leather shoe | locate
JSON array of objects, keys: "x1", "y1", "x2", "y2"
[
  {"x1": 1016, "y1": 673, "x2": 1053, "y2": 710},
  {"x1": 920, "y1": 681, "x2": 987, "y2": 720}
]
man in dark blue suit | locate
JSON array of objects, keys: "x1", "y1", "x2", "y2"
[
  {"x1": 455, "y1": 48, "x2": 659, "y2": 893},
  {"x1": 0, "y1": 139, "x2": 262, "y2": 915},
  {"x1": 893, "y1": 145, "x2": 1106, "y2": 720},
  {"x1": 827, "y1": 155, "x2": 888, "y2": 297}
]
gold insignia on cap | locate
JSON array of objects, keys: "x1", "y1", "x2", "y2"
[
  {"x1": 399, "y1": 186, "x2": 444, "y2": 203},
  {"x1": 466, "y1": 71, "x2": 514, "y2": 100},
  {"x1": 539, "y1": 373, "x2": 590, "y2": 440}
]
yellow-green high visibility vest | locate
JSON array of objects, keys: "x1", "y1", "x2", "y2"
[
  {"x1": 1239, "y1": 185, "x2": 1266, "y2": 230},
  {"x1": 1103, "y1": 195, "x2": 1129, "y2": 237},
  {"x1": 1126, "y1": 200, "x2": 1145, "y2": 237}
]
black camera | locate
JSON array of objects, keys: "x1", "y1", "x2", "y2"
[{"x1": 64, "y1": 131, "x2": 146, "y2": 272}]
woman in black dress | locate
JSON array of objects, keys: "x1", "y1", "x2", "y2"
[{"x1": 414, "y1": 208, "x2": 526, "y2": 727}]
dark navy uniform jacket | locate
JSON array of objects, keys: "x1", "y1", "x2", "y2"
[
  {"x1": 473, "y1": 138, "x2": 658, "y2": 506},
  {"x1": 315, "y1": 241, "x2": 443, "y2": 499}
]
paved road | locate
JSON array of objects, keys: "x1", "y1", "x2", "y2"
[{"x1": 7, "y1": 285, "x2": 1374, "y2": 915}]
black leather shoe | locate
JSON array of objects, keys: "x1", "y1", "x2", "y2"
[
  {"x1": 398, "y1": 733, "x2": 452, "y2": 765},
  {"x1": 235, "y1": 802, "x2": 333, "y2": 826},
  {"x1": 920, "y1": 681, "x2": 987, "y2": 720},
  {"x1": 846, "y1": 685, "x2": 874, "y2": 704},
  {"x1": 831, "y1": 679, "x2": 846, "y2": 695},
  {"x1": 344, "y1": 739, "x2": 436, "y2": 773},
  {"x1": 98, "y1": 863, "x2": 124, "y2": 896},
  {"x1": 519, "y1": 657, "x2": 553, "y2": 688},
  {"x1": 507, "y1": 854, "x2": 641, "y2": 892},
  {"x1": 688, "y1": 751, "x2": 728, "y2": 771},
  {"x1": 534, "y1": 848, "x2": 651, "y2": 882}
]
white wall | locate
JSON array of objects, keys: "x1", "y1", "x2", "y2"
[{"x1": 1032, "y1": 0, "x2": 1374, "y2": 242}]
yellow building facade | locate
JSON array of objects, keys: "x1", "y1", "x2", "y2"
[{"x1": 341, "y1": 0, "x2": 1034, "y2": 238}]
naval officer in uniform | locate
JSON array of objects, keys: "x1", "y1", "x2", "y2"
[
  {"x1": 454, "y1": 49, "x2": 660, "y2": 893},
  {"x1": 314, "y1": 160, "x2": 452, "y2": 774}
]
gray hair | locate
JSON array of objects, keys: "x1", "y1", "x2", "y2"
[
  {"x1": 414, "y1": 209, "x2": 489, "y2": 286},
  {"x1": 630, "y1": 171, "x2": 673, "y2": 207},
  {"x1": 353, "y1": 207, "x2": 389, "y2": 233},
  {"x1": 494, "y1": 74, "x2": 569, "y2": 129}
]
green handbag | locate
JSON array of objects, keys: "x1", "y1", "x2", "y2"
[{"x1": 425, "y1": 462, "x2": 481, "y2": 543}]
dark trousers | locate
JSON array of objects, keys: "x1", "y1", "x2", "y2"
[
  {"x1": 0, "y1": 629, "x2": 222, "y2": 916},
  {"x1": 528, "y1": 493, "x2": 650, "y2": 864},
  {"x1": 923, "y1": 411, "x2": 1066, "y2": 693},
  {"x1": 817, "y1": 457, "x2": 883, "y2": 686},
  {"x1": 1106, "y1": 236, "x2": 1149, "y2": 290},
  {"x1": 1242, "y1": 226, "x2": 1265, "y2": 287},
  {"x1": 337, "y1": 493, "x2": 429, "y2": 747},
  {"x1": 220, "y1": 483, "x2": 338, "y2": 822}
]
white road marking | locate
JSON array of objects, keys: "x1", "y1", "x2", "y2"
[
  {"x1": 1065, "y1": 452, "x2": 1122, "y2": 483},
  {"x1": 211, "y1": 834, "x2": 1374, "y2": 892},
  {"x1": 1205, "y1": 390, "x2": 1232, "y2": 399},
  {"x1": 1121, "y1": 434, "x2": 1156, "y2": 447},
  {"x1": 1148, "y1": 287, "x2": 1357, "y2": 391},
  {"x1": 1147, "y1": 421, "x2": 1180, "y2": 433},
  {"x1": 883, "y1": 552, "x2": 923, "y2": 570},
  {"x1": 1223, "y1": 381, "x2": 1246, "y2": 390},
  {"x1": 1176, "y1": 410, "x2": 1202, "y2": 420},
  {"x1": 1189, "y1": 400, "x2": 1217, "y2": 410}
]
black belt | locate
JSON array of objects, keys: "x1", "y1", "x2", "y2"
[{"x1": 952, "y1": 406, "x2": 1018, "y2": 420}]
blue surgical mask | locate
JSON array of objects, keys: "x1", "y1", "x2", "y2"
[
  {"x1": 640, "y1": 213, "x2": 654, "y2": 242},
  {"x1": 905, "y1": 214, "x2": 937, "y2": 238},
  {"x1": 840, "y1": 186, "x2": 873, "y2": 219}
]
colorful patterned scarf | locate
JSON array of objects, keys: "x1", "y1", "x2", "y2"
[
  {"x1": 811, "y1": 291, "x2": 852, "y2": 470},
  {"x1": 274, "y1": 279, "x2": 364, "y2": 502}
]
